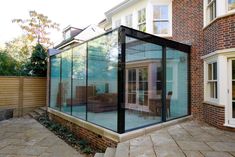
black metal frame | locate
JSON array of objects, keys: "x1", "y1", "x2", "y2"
[{"x1": 48, "y1": 26, "x2": 191, "y2": 134}]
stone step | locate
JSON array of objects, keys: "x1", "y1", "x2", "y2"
[
  {"x1": 34, "y1": 108, "x2": 45, "y2": 115},
  {"x1": 104, "y1": 147, "x2": 116, "y2": 157},
  {"x1": 28, "y1": 111, "x2": 39, "y2": 119},
  {"x1": 115, "y1": 142, "x2": 129, "y2": 157},
  {"x1": 23, "y1": 115, "x2": 31, "y2": 119},
  {"x1": 94, "y1": 153, "x2": 104, "y2": 157},
  {"x1": 39, "y1": 106, "x2": 47, "y2": 111}
]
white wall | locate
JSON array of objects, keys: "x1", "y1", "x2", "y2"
[{"x1": 111, "y1": 0, "x2": 172, "y2": 36}]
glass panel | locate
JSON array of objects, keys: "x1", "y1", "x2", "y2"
[
  {"x1": 125, "y1": 36, "x2": 162, "y2": 131},
  {"x1": 233, "y1": 102, "x2": 235, "y2": 118},
  {"x1": 208, "y1": 64, "x2": 212, "y2": 80},
  {"x1": 228, "y1": 0, "x2": 235, "y2": 11},
  {"x1": 153, "y1": 5, "x2": 168, "y2": 19},
  {"x1": 138, "y1": 8, "x2": 146, "y2": 23},
  {"x1": 166, "y1": 48, "x2": 188, "y2": 120},
  {"x1": 61, "y1": 50, "x2": 72, "y2": 115},
  {"x1": 125, "y1": 14, "x2": 133, "y2": 28},
  {"x1": 71, "y1": 44, "x2": 87, "y2": 120},
  {"x1": 128, "y1": 69, "x2": 136, "y2": 104},
  {"x1": 87, "y1": 31, "x2": 118, "y2": 131},
  {"x1": 138, "y1": 24, "x2": 146, "y2": 32},
  {"x1": 213, "y1": 62, "x2": 217, "y2": 80},
  {"x1": 50, "y1": 55, "x2": 61, "y2": 110},
  {"x1": 153, "y1": 22, "x2": 169, "y2": 34},
  {"x1": 232, "y1": 60, "x2": 235, "y2": 79},
  {"x1": 233, "y1": 81, "x2": 235, "y2": 100}
]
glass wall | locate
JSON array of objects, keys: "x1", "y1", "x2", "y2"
[
  {"x1": 72, "y1": 44, "x2": 87, "y2": 119},
  {"x1": 87, "y1": 31, "x2": 118, "y2": 131},
  {"x1": 166, "y1": 48, "x2": 188, "y2": 120},
  {"x1": 125, "y1": 36, "x2": 162, "y2": 131},
  {"x1": 60, "y1": 50, "x2": 72, "y2": 114},
  {"x1": 49, "y1": 26, "x2": 190, "y2": 133},
  {"x1": 50, "y1": 55, "x2": 61, "y2": 110}
]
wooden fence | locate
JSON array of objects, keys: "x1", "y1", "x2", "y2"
[{"x1": 0, "y1": 76, "x2": 47, "y2": 117}]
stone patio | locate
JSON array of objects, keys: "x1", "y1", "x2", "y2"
[
  {"x1": 124, "y1": 120, "x2": 235, "y2": 157},
  {"x1": 0, "y1": 118, "x2": 84, "y2": 157},
  {"x1": 1, "y1": 118, "x2": 235, "y2": 157}
]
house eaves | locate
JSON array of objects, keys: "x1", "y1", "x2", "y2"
[{"x1": 105, "y1": 0, "x2": 139, "y2": 21}]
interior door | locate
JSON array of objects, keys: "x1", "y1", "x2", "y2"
[
  {"x1": 228, "y1": 59, "x2": 235, "y2": 125},
  {"x1": 127, "y1": 67, "x2": 148, "y2": 107}
]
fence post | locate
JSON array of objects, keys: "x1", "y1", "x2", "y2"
[{"x1": 18, "y1": 77, "x2": 24, "y2": 117}]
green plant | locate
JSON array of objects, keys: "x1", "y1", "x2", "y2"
[{"x1": 36, "y1": 114, "x2": 95, "y2": 155}]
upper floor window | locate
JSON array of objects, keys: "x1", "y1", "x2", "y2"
[
  {"x1": 228, "y1": 0, "x2": 235, "y2": 11},
  {"x1": 114, "y1": 19, "x2": 121, "y2": 28},
  {"x1": 206, "y1": 0, "x2": 216, "y2": 22},
  {"x1": 125, "y1": 14, "x2": 133, "y2": 28},
  {"x1": 138, "y1": 8, "x2": 146, "y2": 32},
  {"x1": 153, "y1": 5, "x2": 169, "y2": 35},
  {"x1": 208, "y1": 62, "x2": 218, "y2": 99}
]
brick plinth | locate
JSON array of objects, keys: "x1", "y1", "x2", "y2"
[
  {"x1": 48, "y1": 113, "x2": 117, "y2": 151},
  {"x1": 203, "y1": 103, "x2": 235, "y2": 131}
]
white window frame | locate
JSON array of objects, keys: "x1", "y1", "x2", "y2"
[
  {"x1": 205, "y1": 0, "x2": 216, "y2": 24},
  {"x1": 153, "y1": 5, "x2": 170, "y2": 35},
  {"x1": 125, "y1": 14, "x2": 133, "y2": 28},
  {"x1": 204, "y1": 59, "x2": 218, "y2": 103},
  {"x1": 137, "y1": 8, "x2": 146, "y2": 32}
]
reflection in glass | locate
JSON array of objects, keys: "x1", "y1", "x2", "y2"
[
  {"x1": 71, "y1": 44, "x2": 87, "y2": 119},
  {"x1": 166, "y1": 48, "x2": 188, "y2": 120},
  {"x1": 50, "y1": 55, "x2": 61, "y2": 110},
  {"x1": 87, "y1": 31, "x2": 118, "y2": 131},
  {"x1": 228, "y1": 0, "x2": 235, "y2": 11},
  {"x1": 61, "y1": 50, "x2": 72, "y2": 115},
  {"x1": 125, "y1": 36, "x2": 162, "y2": 131}
]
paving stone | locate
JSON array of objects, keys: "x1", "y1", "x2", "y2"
[
  {"x1": 151, "y1": 133, "x2": 178, "y2": 147},
  {"x1": 177, "y1": 141, "x2": 212, "y2": 151},
  {"x1": 183, "y1": 151, "x2": 204, "y2": 157},
  {"x1": 17, "y1": 146, "x2": 47, "y2": 156},
  {"x1": 154, "y1": 146, "x2": 185, "y2": 157},
  {"x1": 115, "y1": 142, "x2": 129, "y2": 157},
  {"x1": 201, "y1": 151, "x2": 234, "y2": 157},
  {"x1": 206, "y1": 142, "x2": 235, "y2": 152},
  {"x1": 130, "y1": 136, "x2": 153, "y2": 146},
  {"x1": 130, "y1": 145, "x2": 156, "y2": 157},
  {"x1": 229, "y1": 152, "x2": 235, "y2": 156},
  {"x1": 0, "y1": 145, "x2": 26, "y2": 155}
]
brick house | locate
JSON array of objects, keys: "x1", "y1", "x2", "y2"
[
  {"x1": 48, "y1": 0, "x2": 235, "y2": 150},
  {"x1": 98, "y1": 0, "x2": 235, "y2": 130}
]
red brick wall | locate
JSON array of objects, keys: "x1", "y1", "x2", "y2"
[
  {"x1": 203, "y1": 103, "x2": 225, "y2": 129},
  {"x1": 203, "y1": 103, "x2": 235, "y2": 131},
  {"x1": 172, "y1": 0, "x2": 204, "y2": 120},
  {"x1": 203, "y1": 14, "x2": 235, "y2": 55},
  {"x1": 49, "y1": 113, "x2": 117, "y2": 151}
]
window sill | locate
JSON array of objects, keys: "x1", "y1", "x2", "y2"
[
  {"x1": 224, "y1": 123, "x2": 235, "y2": 128},
  {"x1": 203, "y1": 11, "x2": 235, "y2": 30},
  {"x1": 203, "y1": 101, "x2": 225, "y2": 108}
]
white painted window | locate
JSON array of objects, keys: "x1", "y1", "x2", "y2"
[
  {"x1": 206, "y1": 0, "x2": 216, "y2": 23},
  {"x1": 228, "y1": 0, "x2": 235, "y2": 11},
  {"x1": 153, "y1": 5, "x2": 169, "y2": 35},
  {"x1": 114, "y1": 19, "x2": 121, "y2": 28},
  {"x1": 138, "y1": 8, "x2": 146, "y2": 32},
  {"x1": 125, "y1": 14, "x2": 133, "y2": 28},
  {"x1": 207, "y1": 62, "x2": 218, "y2": 99}
]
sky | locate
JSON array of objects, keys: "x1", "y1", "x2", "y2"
[{"x1": 0, "y1": 0, "x2": 123, "y2": 47}]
